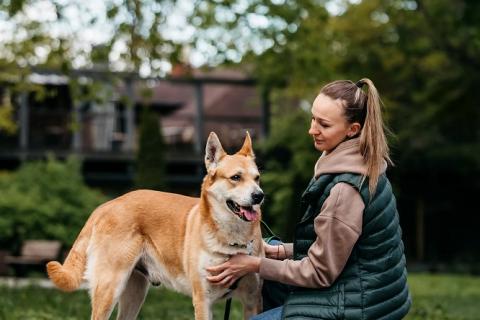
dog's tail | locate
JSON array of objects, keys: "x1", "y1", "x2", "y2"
[{"x1": 46, "y1": 212, "x2": 96, "y2": 292}]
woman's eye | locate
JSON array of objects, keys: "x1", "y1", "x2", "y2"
[{"x1": 230, "y1": 175, "x2": 241, "y2": 181}]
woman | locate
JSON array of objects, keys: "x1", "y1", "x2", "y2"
[{"x1": 207, "y1": 79, "x2": 411, "y2": 319}]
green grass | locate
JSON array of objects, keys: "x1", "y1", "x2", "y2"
[
  {"x1": 0, "y1": 273, "x2": 479, "y2": 319},
  {"x1": 0, "y1": 284, "x2": 243, "y2": 320},
  {"x1": 405, "y1": 273, "x2": 480, "y2": 320}
]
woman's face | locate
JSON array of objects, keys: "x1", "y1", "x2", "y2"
[{"x1": 308, "y1": 93, "x2": 358, "y2": 153}]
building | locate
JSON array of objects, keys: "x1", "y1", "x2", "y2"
[{"x1": 0, "y1": 68, "x2": 269, "y2": 195}]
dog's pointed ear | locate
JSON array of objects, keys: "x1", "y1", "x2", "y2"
[
  {"x1": 205, "y1": 132, "x2": 226, "y2": 173},
  {"x1": 237, "y1": 131, "x2": 255, "y2": 158}
]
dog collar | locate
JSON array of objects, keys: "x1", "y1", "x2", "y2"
[{"x1": 228, "y1": 240, "x2": 254, "y2": 255}]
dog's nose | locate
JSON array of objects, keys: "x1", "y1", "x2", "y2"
[{"x1": 251, "y1": 192, "x2": 264, "y2": 205}]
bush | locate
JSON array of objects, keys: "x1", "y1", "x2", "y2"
[{"x1": 0, "y1": 156, "x2": 107, "y2": 253}]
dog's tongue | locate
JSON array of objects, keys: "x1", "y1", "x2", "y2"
[{"x1": 240, "y1": 207, "x2": 259, "y2": 222}]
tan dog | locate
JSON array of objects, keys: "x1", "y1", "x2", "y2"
[{"x1": 46, "y1": 132, "x2": 264, "y2": 320}]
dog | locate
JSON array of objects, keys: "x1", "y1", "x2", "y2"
[{"x1": 46, "y1": 132, "x2": 264, "y2": 320}]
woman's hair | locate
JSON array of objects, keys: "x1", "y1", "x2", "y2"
[{"x1": 320, "y1": 78, "x2": 393, "y2": 195}]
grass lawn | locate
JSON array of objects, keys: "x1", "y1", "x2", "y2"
[
  {"x1": 0, "y1": 273, "x2": 479, "y2": 319},
  {"x1": 405, "y1": 273, "x2": 480, "y2": 320}
]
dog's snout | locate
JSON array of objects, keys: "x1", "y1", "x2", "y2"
[{"x1": 251, "y1": 192, "x2": 264, "y2": 204}]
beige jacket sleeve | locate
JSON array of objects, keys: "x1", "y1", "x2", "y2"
[{"x1": 259, "y1": 182, "x2": 364, "y2": 288}]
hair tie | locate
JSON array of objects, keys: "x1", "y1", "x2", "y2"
[{"x1": 355, "y1": 80, "x2": 364, "y2": 88}]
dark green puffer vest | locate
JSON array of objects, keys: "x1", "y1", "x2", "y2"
[{"x1": 281, "y1": 173, "x2": 411, "y2": 320}]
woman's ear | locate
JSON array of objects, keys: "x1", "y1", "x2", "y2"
[{"x1": 347, "y1": 122, "x2": 362, "y2": 137}]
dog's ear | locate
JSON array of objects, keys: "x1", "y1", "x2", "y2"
[
  {"x1": 205, "y1": 132, "x2": 226, "y2": 173},
  {"x1": 237, "y1": 131, "x2": 255, "y2": 158}
]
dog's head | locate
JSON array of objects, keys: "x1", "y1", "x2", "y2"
[{"x1": 202, "y1": 132, "x2": 263, "y2": 223}]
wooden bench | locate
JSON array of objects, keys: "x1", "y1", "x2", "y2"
[{"x1": 5, "y1": 240, "x2": 62, "y2": 276}]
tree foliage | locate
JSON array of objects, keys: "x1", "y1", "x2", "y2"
[
  {"x1": 134, "y1": 106, "x2": 167, "y2": 191},
  {"x1": 0, "y1": 0, "x2": 183, "y2": 73}
]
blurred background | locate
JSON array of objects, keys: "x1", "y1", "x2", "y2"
[{"x1": 0, "y1": 0, "x2": 479, "y2": 319}]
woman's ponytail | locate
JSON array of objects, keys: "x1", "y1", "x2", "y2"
[{"x1": 357, "y1": 78, "x2": 393, "y2": 195}]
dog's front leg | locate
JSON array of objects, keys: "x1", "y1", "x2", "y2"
[
  {"x1": 192, "y1": 280, "x2": 212, "y2": 320},
  {"x1": 240, "y1": 292, "x2": 262, "y2": 320},
  {"x1": 237, "y1": 274, "x2": 263, "y2": 320}
]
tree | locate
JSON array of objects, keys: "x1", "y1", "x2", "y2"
[{"x1": 134, "y1": 106, "x2": 167, "y2": 191}]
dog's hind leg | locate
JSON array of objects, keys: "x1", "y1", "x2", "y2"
[
  {"x1": 89, "y1": 267, "x2": 132, "y2": 320},
  {"x1": 87, "y1": 235, "x2": 143, "y2": 320},
  {"x1": 116, "y1": 269, "x2": 149, "y2": 320}
]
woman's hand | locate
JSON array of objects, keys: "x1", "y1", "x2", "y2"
[
  {"x1": 263, "y1": 242, "x2": 285, "y2": 260},
  {"x1": 206, "y1": 254, "x2": 260, "y2": 288}
]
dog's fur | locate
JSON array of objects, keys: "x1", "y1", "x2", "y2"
[{"x1": 46, "y1": 132, "x2": 264, "y2": 320}]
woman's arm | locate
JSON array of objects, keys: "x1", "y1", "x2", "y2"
[{"x1": 259, "y1": 182, "x2": 364, "y2": 288}]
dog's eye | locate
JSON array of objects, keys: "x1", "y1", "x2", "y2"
[
  {"x1": 254, "y1": 176, "x2": 260, "y2": 183},
  {"x1": 230, "y1": 175, "x2": 241, "y2": 181}
]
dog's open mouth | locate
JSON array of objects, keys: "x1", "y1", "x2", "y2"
[{"x1": 226, "y1": 200, "x2": 259, "y2": 222}]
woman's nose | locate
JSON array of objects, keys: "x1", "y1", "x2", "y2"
[{"x1": 309, "y1": 123, "x2": 318, "y2": 135}]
